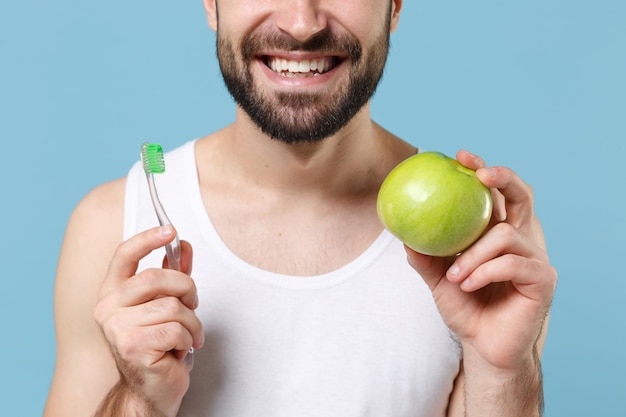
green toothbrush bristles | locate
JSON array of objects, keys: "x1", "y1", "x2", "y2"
[{"x1": 141, "y1": 142, "x2": 166, "y2": 174}]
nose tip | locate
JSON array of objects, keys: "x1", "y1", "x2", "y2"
[{"x1": 275, "y1": 4, "x2": 328, "y2": 43}]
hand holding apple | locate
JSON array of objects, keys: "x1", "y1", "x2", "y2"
[
  {"x1": 402, "y1": 150, "x2": 557, "y2": 415},
  {"x1": 377, "y1": 151, "x2": 493, "y2": 257}
]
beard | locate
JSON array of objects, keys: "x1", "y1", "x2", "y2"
[{"x1": 216, "y1": 14, "x2": 391, "y2": 145}]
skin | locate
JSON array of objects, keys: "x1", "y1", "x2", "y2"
[
  {"x1": 409, "y1": 151, "x2": 555, "y2": 416},
  {"x1": 44, "y1": 1, "x2": 556, "y2": 416}
]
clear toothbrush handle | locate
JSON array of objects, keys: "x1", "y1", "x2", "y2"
[
  {"x1": 146, "y1": 173, "x2": 193, "y2": 369},
  {"x1": 164, "y1": 233, "x2": 181, "y2": 272},
  {"x1": 147, "y1": 174, "x2": 180, "y2": 270}
]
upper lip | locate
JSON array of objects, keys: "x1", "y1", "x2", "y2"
[{"x1": 258, "y1": 49, "x2": 346, "y2": 60}]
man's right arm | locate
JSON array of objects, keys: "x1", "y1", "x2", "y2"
[
  {"x1": 45, "y1": 177, "x2": 203, "y2": 417},
  {"x1": 43, "y1": 179, "x2": 127, "y2": 416}
]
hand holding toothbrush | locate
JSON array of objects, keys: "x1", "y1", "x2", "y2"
[
  {"x1": 93, "y1": 225, "x2": 204, "y2": 417},
  {"x1": 140, "y1": 142, "x2": 195, "y2": 369},
  {"x1": 92, "y1": 144, "x2": 203, "y2": 417}
]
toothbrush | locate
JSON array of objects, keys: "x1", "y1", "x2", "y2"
[
  {"x1": 140, "y1": 142, "x2": 181, "y2": 270},
  {"x1": 140, "y1": 142, "x2": 193, "y2": 369}
]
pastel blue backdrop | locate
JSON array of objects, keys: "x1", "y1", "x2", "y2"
[{"x1": 1, "y1": 1, "x2": 624, "y2": 416}]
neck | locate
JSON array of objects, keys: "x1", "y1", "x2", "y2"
[
  {"x1": 193, "y1": 103, "x2": 416, "y2": 275},
  {"x1": 219, "y1": 103, "x2": 389, "y2": 196}
]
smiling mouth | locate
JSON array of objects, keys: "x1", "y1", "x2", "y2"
[{"x1": 264, "y1": 56, "x2": 340, "y2": 78}]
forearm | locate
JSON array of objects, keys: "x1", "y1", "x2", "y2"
[
  {"x1": 94, "y1": 379, "x2": 168, "y2": 417},
  {"x1": 462, "y1": 347, "x2": 544, "y2": 417}
]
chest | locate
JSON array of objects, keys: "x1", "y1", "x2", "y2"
[
  {"x1": 203, "y1": 192, "x2": 383, "y2": 276},
  {"x1": 179, "y1": 247, "x2": 460, "y2": 417}
]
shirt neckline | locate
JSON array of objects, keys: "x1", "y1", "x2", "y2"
[{"x1": 181, "y1": 139, "x2": 397, "y2": 290}]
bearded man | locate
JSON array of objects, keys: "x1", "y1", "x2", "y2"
[{"x1": 44, "y1": 1, "x2": 556, "y2": 416}]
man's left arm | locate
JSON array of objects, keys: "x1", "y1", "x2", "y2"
[{"x1": 406, "y1": 150, "x2": 557, "y2": 417}]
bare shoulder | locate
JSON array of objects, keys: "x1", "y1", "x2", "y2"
[
  {"x1": 44, "y1": 177, "x2": 127, "y2": 416},
  {"x1": 74, "y1": 176, "x2": 127, "y2": 223},
  {"x1": 373, "y1": 122, "x2": 418, "y2": 171},
  {"x1": 58, "y1": 177, "x2": 127, "y2": 279}
]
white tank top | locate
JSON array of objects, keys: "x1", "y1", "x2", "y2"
[{"x1": 124, "y1": 140, "x2": 461, "y2": 417}]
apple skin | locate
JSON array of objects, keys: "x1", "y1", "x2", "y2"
[{"x1": 377, "y1": 151, "x2": 493, "y2": 257}]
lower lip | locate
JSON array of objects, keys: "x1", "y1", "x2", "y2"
[{"x1": 256, "y1": 59, "x2": 342, "y2": 88}]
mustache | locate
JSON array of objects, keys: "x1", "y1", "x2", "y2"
[{"x1": 241, "y1": 28, "x2": 362, "y2": 62}]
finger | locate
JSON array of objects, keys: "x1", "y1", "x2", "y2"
[
  {"x1": 101, "y1": 298, "x2": 204, "y2": 360},
  {"x1": 405, "y1": 245, "x2": 454, "y2": 291},
  {"x1": 456, "y1": 149, "x2": 487, "y2": 170},
  {"x1": 143, "y1": 322, "x2": 195, "y2": 365},
  {"x1": 94, "y1": 268, "x2": 199, "y2": 328},
  {"x1": 455, "y1": 254, "x2": 557, "y2": 300},
  {"x1": 455, "y1": 151, "x2": 505, "y2": 223},
  {"x1": 121, "y1": 268, "x2": 199, "y2": 311},
  {"x1": 405, "y1": 246, "x2": 475, "y2": 322},
  {"x1": 457, "y1": 151, "x2": 533, "y2": 226},
  {"x1": 476, "y1": 166, "x2": 534, "y2": 228},
  {"x1": 446, "y1": 222, "x2": 546, "y2": 282},
  {"x1": 115, "y1": 321, "x2": 195, "y2": 366},
  {"x1": 98, "y1": 303, "x2": 203, "y2": 368},
  {"x1": 136, "y1": 297, "x2": 205, "y2": 348},
  {"x1": 94, "y1": 268, "x2": 200, "y2": 352},
  {"x1": 163, "y1": 240, "x2": 193, "y2": 275},
  {"x1": 101, "y1": 225, "x2": 178, "y2": 295}
]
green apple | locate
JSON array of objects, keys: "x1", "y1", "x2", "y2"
[{"x1": 377, "y1": 151, "x2": 493, "y2": 257}]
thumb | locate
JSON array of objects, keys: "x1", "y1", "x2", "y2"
[
  {"x1": 404, "y1": 245, "x2": 451, "y2": 291},
  {"x1": 100, "y1": 225, "x2": 178, "y2": 298}
]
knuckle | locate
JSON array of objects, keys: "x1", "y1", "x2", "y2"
[
  {"x1": 185, "y1": 276, "x2": 198, "y2": 294},
  {"x1": 124, "y1": 268, "x2": 160, "y2": 290},
  {"x1": 545, "y1": 264, "x2": 558, "y2": 287},
  {"x1": 154, "y1": 297, "x2": 183, "y2": 315},
  {"x1": 153, "y1": 322, "x2": 185, "y2": 344},
  {"x1": 515, "y1": 175, "x2": 535, "y2": 203},
  {"x1": 153, "y1": 325, "x2": 171, "y2": 342},
  {"x1": 193, "y1": 318, "x2": 205, "y2": 338},
  {"x1": 494, "y1": 221, "x2": 517, "y2": 239},
  {"x1": 92, "y1": 301, "x2": 107, "y2": 324},
  {"x1": 523, "y1": 186, "x2": 535, "y2": 207},
  {"x1": 501, "y1": 253, "x2": 522, "y2": 271},
  {"x1": 171, "y1": 322, "x2": 187, "y2": 340},
  {"x1": 550, "y1": 264, "x2": 558, "y2": 281},
  {"x1": 180, "y1": 275, "x2": 196, "y2": 293},
  {"x1": 93, "y1": 296, "x2": 118, "y2": 326},
  {"x1": 524, "y1": 180, "x2": 535, "y2": 197},
  {"x1": 116, "y1": 330, "x2": 142, "y2": 359},
  {"x1": 113, "y1": 238, "x2": 135, "y2": 261},
  {"x1": 139, "y1": 267, "x2": 162, "y2": 283},
  {"x1": 105, "y1": 312, "x2": 128, "y2": 337}
]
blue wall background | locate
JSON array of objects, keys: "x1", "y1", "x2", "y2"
[{"x1": 1, "y1": 1, "x2": 624, "y2": 416}]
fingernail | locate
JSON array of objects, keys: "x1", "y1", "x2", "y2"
[
  {"x1": 484, "y1": 167, "x2": 497, "y2": 178},
  {"x1": 448, "y1": 264, "x2": 460, "y2": 278},
  {"x1": 157, "y1": 225, "x2": 173, "y2": 237}
]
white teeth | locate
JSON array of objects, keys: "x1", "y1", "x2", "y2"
[
  {"x1": 267, "y1": 57, "x2": 335, "y2": 77},
  {"x1": 288, "y1": 60, "x2": 299, "y2": 72}
]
